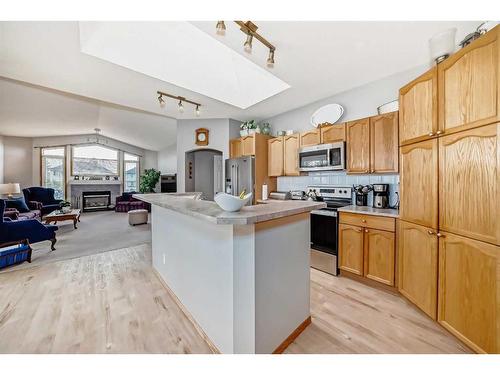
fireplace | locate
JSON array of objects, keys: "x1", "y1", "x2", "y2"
[{"x1": 82, "y1": 191, "x2": 111, "y2": 212}]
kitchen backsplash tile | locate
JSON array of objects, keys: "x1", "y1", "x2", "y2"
[{"x1": 277, "y1": 172, "x2": 400, "y2": 207}]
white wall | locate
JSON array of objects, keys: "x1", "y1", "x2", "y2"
[
  {"x1": 3, "y1": 136, "x2": 34, "y2": 189},
  {"x1": 176, "y1": 119, "x2": 233, "y2": 193},
  {"x1": 265, "y1": 65, "x2": 428, "y2": 133},
  {"x1": 0, "y1": 136, "x2": 4, "y2": 184},
  {"x1": 157, "y1": 143, "x2": 177, "y2": 174}
]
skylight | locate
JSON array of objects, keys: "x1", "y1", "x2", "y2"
[{"x1": 78, "y1": 22, "x2": 290, "y2": 109}]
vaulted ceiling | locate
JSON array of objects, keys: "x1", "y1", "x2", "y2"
[{"x1": 0, "y1": 21, "x2": 479, "y2": 148}]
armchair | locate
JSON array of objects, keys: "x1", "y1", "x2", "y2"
[
  {"x1": 22, "y1": 187, "x2": 62, "y2": 216},
  {"x1": 0, "y1": 200, "x2": 58, "y2": 250}
]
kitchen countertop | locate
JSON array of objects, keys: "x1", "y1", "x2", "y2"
[
  {"x1": 337, "y1": 205, "x2": 399, "y2": 218},
  {"x1": 134, "y1": 193, "x2": 326, "y2": 225}
]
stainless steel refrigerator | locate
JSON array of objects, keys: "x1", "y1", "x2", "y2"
[{"x1": 225, "y1": 156, "x2": 255, "y2": 204}]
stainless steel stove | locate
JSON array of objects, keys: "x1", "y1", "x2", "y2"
[{"x1": 307, "y1": 185, "x2": 352, "y2": 275}]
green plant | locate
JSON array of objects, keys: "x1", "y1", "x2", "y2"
[
  {"x1": 59, "y1": 201, "x2": 71, "y2": 208},
  {"x1": 139, "y1": 168, "x2": 161, "y2": 193}
]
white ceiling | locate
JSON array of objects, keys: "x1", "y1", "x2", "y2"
[
  {"x1": 0, "y1": 21, "x2": 480, "y2": 133},
  {"x1": 0, "y1": 78, "x2": 176, "y2": 151}
]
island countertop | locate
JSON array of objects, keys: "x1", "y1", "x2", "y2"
[{"x1": 133, "y1": 193, "x2": 326, "y2": 225}]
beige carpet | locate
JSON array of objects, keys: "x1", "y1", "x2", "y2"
[{"x1": 1, "y1": 210, "x2": 151, "y2": 273}]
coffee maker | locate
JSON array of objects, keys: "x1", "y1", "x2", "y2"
[{"x1": 372, "y1": 184, "x2": 389, "y2": 208}]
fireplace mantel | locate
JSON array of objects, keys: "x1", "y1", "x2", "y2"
[{"x1": 69, "y1": 180, "x2": 121, "y2": 185}]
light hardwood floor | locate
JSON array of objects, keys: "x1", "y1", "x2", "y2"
[{"x1": 0, "y1": 244, "x2": 471, "y2": 354}]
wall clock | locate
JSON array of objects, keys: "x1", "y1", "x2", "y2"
[{"x1": 195, "y1": 128, "x2": 209, "y2": 146}]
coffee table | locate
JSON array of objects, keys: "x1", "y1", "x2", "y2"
[{"x1": 44, "y1": 209, "x2": 81, "y2": 229}]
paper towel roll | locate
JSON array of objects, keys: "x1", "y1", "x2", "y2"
[{"x1": 262, "y1": 184, "x2": 268, "y2": 200}]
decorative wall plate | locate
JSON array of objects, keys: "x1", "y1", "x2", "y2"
[{"x1": 310, "y1": 104, "x2": 344, "y2": 128}]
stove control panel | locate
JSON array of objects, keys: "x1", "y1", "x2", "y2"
[{"x1": 306, "y1": 185, "x2": 352, "y2": 199}]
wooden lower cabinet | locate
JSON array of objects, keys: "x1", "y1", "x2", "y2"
[
  {"x1": 438, "y1": 231, "x2": 500, "y2": 353},
  {"x1": 364, "y1": 228, "x2": 395, "y2": 286},
  {"x1": 339, "y1": 224, "x2": 364, "y2": 275},
  {"x1": 398, "y1": 220, "x2": 438, "y2": 319},
  {"x1": 339, "y1": 217, "x2": 396, "y2": 286}
]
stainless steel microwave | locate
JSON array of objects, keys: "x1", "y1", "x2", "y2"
[{"x1": 298, "y1": 142, "x2": 345, "y2": 172}]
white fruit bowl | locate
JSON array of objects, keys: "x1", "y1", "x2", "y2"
[{"x1": 214, "y1": 192, "x2": 252, "y2": 212}]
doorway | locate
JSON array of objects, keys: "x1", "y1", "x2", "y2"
[{"x1": 185, "y1": 149, "x2": 223, "y2": 201}]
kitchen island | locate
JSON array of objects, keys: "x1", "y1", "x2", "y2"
[{"x1": 134, "y1": 193, "x2": 325, "y2": 354}]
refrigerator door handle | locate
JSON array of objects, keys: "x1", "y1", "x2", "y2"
[{"x1": 235, "y1": 164, "x2": 239, "y2": 196}]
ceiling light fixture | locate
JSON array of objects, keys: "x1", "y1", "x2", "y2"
[
  {"x1": 158, "y1": 94, "x2": 166, "y2": 108},
  {"x1": 216, "y1": 20, "x2": 277, "y2": 67},
  {"x1": 156, "y1": 91, "x2": 202, "y2": 116},
  {"x1": 266, "y1": 49, "x2": 275, "y2": 68},
  {"x1": 216, "y1": 21, "x2": 226, "y2": 36},
  {"x1": 243, "y1": 34, "x2": 253, "y2": 53}
]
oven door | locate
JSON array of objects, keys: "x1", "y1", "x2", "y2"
[
  {"x1": 310, "y1": 209, "x2": 339, "y2": 275},
  {"x1": 310, "y1": 209, "x2": 338, "y2": 254}
]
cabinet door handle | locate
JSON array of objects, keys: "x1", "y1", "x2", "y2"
[
  {"x1": 428, "y1": 132, "x2": 435, "y2": 137},
  {"x1": 370, "y1": 169, "x2": 375, "y2": 173},
  {"x1": 436, "y1": 232, "x2": 445, "y2": 238},
  {"x1": 427, "y1": 230, "x2": 435, "y2": 235},
  {"x1": 362, "y1": 219, "x2": 367, "y2": 223},
  {"x1": 364, "y1": 169, "x2": 369, "y2": 173},
  {"x1": 355, "y1": 228, "x2": 363, "y2": 233},
  {"x1": 365, "y1": 229, "x2": 369, "y2": 233},
  {"x1": 436, "y1": 130, "x2": 443, "y2": 135}
]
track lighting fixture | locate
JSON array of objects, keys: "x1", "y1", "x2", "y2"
[
  {"x1": 267, "y1": 49, "x2": 275, "y2": 68},
  {"x1": 216, "y1": 20, "x2": 277, "y2": 67},
  {"x1": 243, "y1": 34, "x2": 253, "y2": 53},
  {"x1": 158, "y1": 94, "x2": 166, "y2": 108},
  {"x1": 156, "y1": 91, "x2": 202, "y2": 116},
  {"x1": 216, "y1": 21, "x2": 226, "y2": 36},
  {"x1": 178, "y1": 100, "x2": 184, "y2": 113}
]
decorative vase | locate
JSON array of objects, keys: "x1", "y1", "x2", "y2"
[
  {"x1": 62, "y1": 207, "x2": 71, "y2": 213},
  {"x1": 261, "y1": 123, "x2": 271, "y2": 135},
  {"x1": 248, "y1": 129, "x2": 256, "y2": 135},
  {"x1": 240, "y1": 129, "x2": 248, "y2": 136}
]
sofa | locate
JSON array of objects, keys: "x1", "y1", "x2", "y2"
[
  {"x1": 0, "y1": 200, "x2": 58, "y2": 250},
  {"x1": 115, "y1": 192, "x2": 149, "y2": 213},
  {"x1": 23, "y1": 187, "x2": 62, "y2": 216},
  {"x1": 3, "y1": 201, "x2": 42, "y2": 221}
]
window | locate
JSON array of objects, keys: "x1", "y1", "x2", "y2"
[
  {"x1": 72, "y1": 145, "x2": 118, "y2": 176},
  {"x1": 41, "y1": 147, "x2": 65, "y2": 200},
  {"x1": 124, "y1": 153, "x2": 140, "y2": 192}
]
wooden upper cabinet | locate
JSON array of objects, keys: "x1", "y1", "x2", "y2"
[
  {"x1": 320, "y1": 123, "x2": 346, "y2": 143},
  {"x1": 283, "y1": 134, "x2": 300, "y2": 176},
  {"x1": 438, "y1": 231, "x2": 500, "y2": 353},
  {"x1": 230, "y1": 138, "x2": 242, "y2": 158},
  {"x1": 398, "y1": 220, "x2": 438, "y2": 319},
  {"x1": 400, "y1": 139, "x2": 439, "y2": 229},
  {"x1": 299, "y1": 129, "x2": 321, "y2": 147},
  {"x1": 438, "y1": 27, "x2": 499, "y2": 135},
  {"x1": 399, "y1": 67, "x2": 438, "y2": 146},
  {"x1": 267, "y1": 137, "x2": 284, "y2": 177},
  {"x1": 338, "y1": 224, "x2": 364, "y2": 276},
  {"x1": 363, "y1": 228, "x2": 395, "y2": 286},
  {"x1": 370, "y1": 111, "x2": 399, "y2": 173},
  {"x1": 346, "y1": 118, "x2": 370, "y2": 173},
  {"x1": 241, "y1": 135, "x2": 255, "y2": 156},
  {"x1": 439, "y1": 123, "x2": 499, "y2": 246}
]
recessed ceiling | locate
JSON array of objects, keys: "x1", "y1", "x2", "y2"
[
  {"x1": 0, "y1": 21, "x2": 480, "y2": 123},
  {"x1": 79, "y1": 22, "x2": 290, "y2": 109}
]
